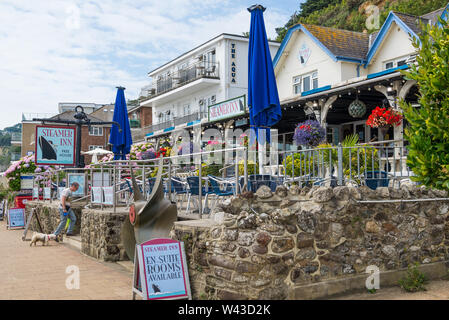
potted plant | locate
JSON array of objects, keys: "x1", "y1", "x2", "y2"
[
  {"x1": 293, "y1": 120, "x2": 326, "y2": 148},
  {"x1": 366, "y1": 106, "x2": 403, "y2": 136}
]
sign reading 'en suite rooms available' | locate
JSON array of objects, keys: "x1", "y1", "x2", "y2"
[
  {"x1": 35, "y1": 125, "x2": 76, "y2": 166},
  {"x1": 208, "y1": 95, "x2": 246, "y2": 122}
]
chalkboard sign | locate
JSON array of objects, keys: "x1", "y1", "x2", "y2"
[
  {"x1": 8, "y1": 208, "x2": 25, "y2": 229},
  {"x1": 133, "y1": 238, "x2": 191, "y2": 300}
]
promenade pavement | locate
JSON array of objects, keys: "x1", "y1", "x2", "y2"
[{"x1": 0, "y1": 220, "x2": 133, "y2": 300}]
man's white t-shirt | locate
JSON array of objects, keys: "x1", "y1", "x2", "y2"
[{"x1": 59, "y1": 188, "x2": 72, "y2": 210}]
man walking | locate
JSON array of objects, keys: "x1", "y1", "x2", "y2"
[{"x1": 52, "y1": 182, "x2": 79, "y2": 240}]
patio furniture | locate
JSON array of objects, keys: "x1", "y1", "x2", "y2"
[
  {"x1": 185, "y1": 176, "x2": 214, "y2": 215},
  {"x1": 207, "y1": 176, "x2": 234, "y2": 213}
]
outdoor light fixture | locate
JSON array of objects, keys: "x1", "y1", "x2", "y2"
[
  {"x1": 313, "y1": 101, "x2": 318, "y2": 107},
  {"x1": 387, "y1": 86, "x2": 397, "y2": 96},
  {"x1": 348, "y1": 92, "x2": 351, "y2": 96}
]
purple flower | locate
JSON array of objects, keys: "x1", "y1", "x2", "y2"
[{"x1": 293, "y1": 120, "x2": 325, "y2": 147}]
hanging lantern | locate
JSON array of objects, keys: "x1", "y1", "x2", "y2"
[{"x1": 348, "y1": 98, "x2": 366, "y2": 118}]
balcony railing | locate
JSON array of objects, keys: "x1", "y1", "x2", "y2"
[
  {"x1": 140, "y1": 61, "x2": 220, "y2": 99},
  {"x1": 131, "y1": 112, "x2": 208, "y2": 141}
]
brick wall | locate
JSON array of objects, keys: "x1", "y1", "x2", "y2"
[{"x1": 81, "y1": 126, "x2": 111, "y2": 165}]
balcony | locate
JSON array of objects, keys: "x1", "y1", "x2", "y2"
[
  {"x1": 131, "y1": 112, "x2": 208, "y2": 142},
  {"x1": 140, "y1": 61, "x2": 220, "y2": 101}
]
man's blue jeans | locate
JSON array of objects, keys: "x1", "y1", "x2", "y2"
[{"x1": 54, "y1": 208, "x2": 76, "y2": 235}]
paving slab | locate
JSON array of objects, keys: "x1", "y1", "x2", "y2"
[{"x1": 0, "y1": 220, "x2": 133, "y2": 300}]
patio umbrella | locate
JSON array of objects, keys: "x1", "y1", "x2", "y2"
[
  {"x1": 109, "y1": 87, "x2": 132, "y2": 160},
  {"x1": 247, "y1": 4, "x2": 281, "y2": 144},
  {"x1": 81, "y1": 148, "x2": 113, "y2": 164}
]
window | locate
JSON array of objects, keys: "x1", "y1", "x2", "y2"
[
  {"x1": 89, "y1": 145, "x2": 103, "y2": 151},
  {"x1": 89, "y1": 126, "x2": 103, "y2": 136},
  {"x1": 293, "y1": 71, "x2": 318, "y2": 95},
  {"x1": 384, "y1": 57, "x2": 408, "y2": 70},
  {"x1": 183, "y1": 104, "x2": 191, "y2": 116}
]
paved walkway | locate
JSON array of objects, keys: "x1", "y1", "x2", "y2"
[
  {"x1": 333, "y1": 280, "x2": 449, "y2": 300},
  {"x1": 0, "y1": 220, "x2": 133, "y2": 300}
]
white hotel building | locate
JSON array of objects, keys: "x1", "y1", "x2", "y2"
[{"x1": 136, "y1": 33, "x2": 280, "y2": 142}]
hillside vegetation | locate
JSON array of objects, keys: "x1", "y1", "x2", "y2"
[{"x1": 275, "y1": 0, "x2": 448, "y2": 41}]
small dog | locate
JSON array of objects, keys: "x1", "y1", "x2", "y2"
[{"x1": 30, "y1": 232, "x2": 59, "y2": 246}]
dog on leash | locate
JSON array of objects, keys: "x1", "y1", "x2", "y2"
[{"x1": 30, "y1": 232, "x2": 60, "y2": 246}]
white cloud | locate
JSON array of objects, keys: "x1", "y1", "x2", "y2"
[{"x1": 0, "y1": 0, "x2": 290, "y2": 129}]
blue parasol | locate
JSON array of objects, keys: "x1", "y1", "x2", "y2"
[
  {"x1": 247, "y1": 4, "x2": 282, "y2": 144},
  {"x1": 109, "y1": 86, "x2": 132, "y2": 160}
]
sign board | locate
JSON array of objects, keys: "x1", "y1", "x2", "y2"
[
  {"x1": 208, "y1": 95, "x2": 246, "y2": 122},
  {"x1": 35, "y1": 125, "x2": 76, "y2": 166},
  {"x1": 133, "y1": 238, "x2": 191, "y2": 300},
  {"x1": 91, "y1": 187, "x2": 103, "y2": 204},
  {"x1": 20, "y1": 175, "x2": 34, "y2": 190},
  {"x1": 32, "y1": 187, "x2": 39, "y2": 200},
  {"x1": 43, "y1": 187, "x2": 51, "y2": 200},
  {"x1": 298, "y1": 43, "x2": 311, "y2": 66},
  {"x1": 102, "y1": 186, "x2": 114, "y2": 205},
  {"x1": 67, "y1": 173, "x2": 86, "y2": 197},
  {"x1": 92, "y1": 172, "x2": 111, "y2": 187},
  {"x1": 7, "y1": 208, "x2": 25, "y2": 229},
  {"x1": 0, "y1": 200, "x2": 4, "y2": 221},
  {"x1": 57, "y1": 187, "x2": 65, "y2": 199}
]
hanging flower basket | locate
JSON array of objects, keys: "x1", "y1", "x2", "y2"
[
  {"x1": 293, "y1": 120, "x2": 326, "y2": 148},
  {"x1": 366, "y1": 107, "x2": 403, "y2": 129}
]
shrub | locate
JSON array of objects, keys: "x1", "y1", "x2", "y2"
[
  {"x1": 398, "y1": 263, "x2": 428, "y2": 292},
  {"x1": 399, "y1": 18, "x2": 449, "y2": 190}
]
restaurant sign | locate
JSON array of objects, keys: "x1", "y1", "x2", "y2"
[
  {"x1": 208, "y1": 95, "x2": 246, "y2": 122},
  {"x1": 35, "y1": 125, "x2": 76, "y2": 166}
]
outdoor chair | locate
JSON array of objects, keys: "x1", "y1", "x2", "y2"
[
  {"x1": 207, "y1": 175, "x2": 234, "y2": 213},
  {"x1": 185, "y1": 176, "x2": 214, "y2": 215},
  {"x1": 169, "y1": 177, "x2": 189, "y2": 207}
]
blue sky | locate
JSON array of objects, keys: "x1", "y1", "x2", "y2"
[{"x1": 0, "y1": 0, "x2": 304, "y2": 129}]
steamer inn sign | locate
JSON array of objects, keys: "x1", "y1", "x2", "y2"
[{"x1": 208, "y1": 95, "x2": 246, "y2": 122}]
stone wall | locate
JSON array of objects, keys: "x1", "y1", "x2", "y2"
[
  {"x1": 26, "y1": 201, "x2": 82, "y2": 235},
  {"x1": 26, "y1": 201, "x2": 129, "y2": 262},
  {"x1": 81, "y1": 209, "x2": 128, "y2": 262},
  {"x1": 171, "y1": 184, "x2": 449, "y2": 300}
]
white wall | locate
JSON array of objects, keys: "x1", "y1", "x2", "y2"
[
  {"x1": 275, "y1": 30, "x2": 359, "y2": 102},
  {"x1": 149, "y1": 35, "x2": 280, "y2": 124},
  {"x1": 367, "y1": 21, "x2": 417, "y2": 73}
]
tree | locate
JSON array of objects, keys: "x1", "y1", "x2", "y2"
[{"x1": 399, "y1": 18, "x2": 449, "y2": 190}]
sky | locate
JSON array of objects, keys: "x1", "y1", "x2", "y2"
[{"x1": 0, "y1": 0, "x2": 303, "y2": 130}]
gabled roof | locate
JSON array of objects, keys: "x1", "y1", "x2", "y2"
[
  {"x1": 365, "y1": 11, "x2": 421, "y2": 67},
  {"x1": 273, "y1": 24, "x2": 368, "y2": 68},
  {"x1": 421, "y1": 7, "x2": 445, "y2": 24}
]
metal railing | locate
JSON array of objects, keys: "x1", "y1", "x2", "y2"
[
  {"x1": 29, "y1": 147, "x2": 248, "y2": 220},
  {"x1": 274, "y1": 141, "x2": 412, "y2": 189},
  {"x1": 140, "y1": 61, "x2": 220, "y2": 100},
  {"x1": 132, "y1": 112, "x2": 208, "y2": 141}
]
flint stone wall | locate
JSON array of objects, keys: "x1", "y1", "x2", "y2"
[
  {"x1": 171, "y1": 184, "x2": 449, "y2": 300},
  {"x1": 26, "y1": 202, "x2": 128, "y2": 262},
  {"x1": 26, "y1": 201, "x2": 82, "y2": 235},
  {"x1": 80, "y1": 209, "x2": 128, "y2": 261}
]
